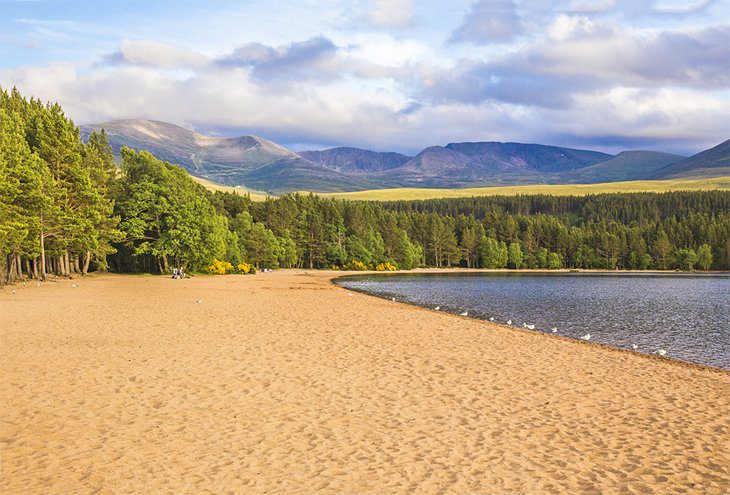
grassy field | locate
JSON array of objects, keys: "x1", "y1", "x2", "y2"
[
  {"x1": 316, "y1": 176, "x2": 730, "y2": 201},
  {"x1": 192, "y1": 176, "x2": 271, "y2": 201},
  {"x1": 195, "y1": 175, "x2": 730, "y2": 201}
]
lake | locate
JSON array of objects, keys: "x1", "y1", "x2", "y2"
[{"x1": 336, "y1": 272, "x2": 730, "y2": 370}]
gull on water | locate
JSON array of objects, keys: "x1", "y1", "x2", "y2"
[
  {"x1": 526, "y1": 324, "x2": 535, "y2": 330},
  {"x1": 581, "y1": 334, "x2": 591, "y2": 341},
  {"x1": 551, "y1": 327, "x2": 558, "y2": 333},
  {"x1": 507, "y1": 319, "x2": 512, "y2": 325},
  {"x1": 460, "y1": 311, "x2": 469, "y2": 316},
  {"x1": 632, "y1": 344, "x2": 638, "y2": 350},
  {"x1": 656, "y1": 349, "x2": 667, "y2": 356}
]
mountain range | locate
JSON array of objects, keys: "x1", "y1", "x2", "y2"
[{"x1": 80, "y1": 119, "x2": 729, "y2": 194}]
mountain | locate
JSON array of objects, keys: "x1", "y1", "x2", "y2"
[
  {"x1": 299, "y1": 147, "x2": 411, "y2": 173},
  {"x1": 378, "y1": 142, "x2": 613, "y2": 187},
  {"x1": 81, "y1": 119, "x2": 727, "y2": 193},
  {"x1": 653, "y1": 140, "x2": 730, "y2": 179},
  {"x1": 80, "y1": 120, "x2": 382, "y2": 193},
  {"x1": 563, "y1": 151, "x2": 685, "y2": 183}
]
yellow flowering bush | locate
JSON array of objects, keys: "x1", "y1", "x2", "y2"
[
  {"x1": 206, "y1": 259, "x2": 234, "y2": 274},
  {"x1": 375, "y1": 262, "x2": 398, "y2": 271},
  {"x1": 237, "y1": 262, "x2": 252, "y2": 274},
  {"x1": 345, "y1": 260, "x2": 368, "y2": 271}
]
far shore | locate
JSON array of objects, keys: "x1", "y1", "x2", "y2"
[{"x1": 1, "y1": 271, "x2": 728, "y2": 494}]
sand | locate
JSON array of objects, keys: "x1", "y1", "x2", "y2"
[{"x1": 1, "y1": 270, "x2": 728, "y2": 494}]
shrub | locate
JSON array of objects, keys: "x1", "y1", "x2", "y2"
[
  {"x1": 345, "y1": 260, "x2": 368, "y2": 271},
  {"x1": 207, "y1": 258, "x2": 234, "y2": 274},
  {"x1": 375, "y1": 262, "x2": 397, "y2": 271}
]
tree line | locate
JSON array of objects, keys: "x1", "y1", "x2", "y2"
[{"x1": 1, "y1": 87, "x2": 728, "y2": 284}]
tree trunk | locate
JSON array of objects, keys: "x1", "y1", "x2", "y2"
[
  {"x1": 162, "y1": 254, "x2": 170, "y2": 273},
  {"x1": 64, "y1": 251, "x2": 71, "y2": 276},
  {"x1": 32, "y1": 258, "x2": 38, "y2": 279},
  {"x1": 25, "y1": 258, "x2": 31, "y2": 279},
  {"x1": 39, "y1": 228, "x2": 47, "y2": 280},
  {"x1": 83, "y1": 251, "x2": 91, "y2": 275}
]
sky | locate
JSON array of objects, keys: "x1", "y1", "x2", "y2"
[{"x1": 0, "y1": 0, "x2": 728, "y2": 155}]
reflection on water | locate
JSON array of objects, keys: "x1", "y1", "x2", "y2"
[{"x1": 337, "y1": 272, "x2": 730, "y2": 370}]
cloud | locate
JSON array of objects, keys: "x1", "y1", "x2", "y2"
[
  {"x1": 449, "y1": 0, "x2": 523, "y2": 44},
  {"x1": 567, "y1": 0, "x2": 616, "y2": 12},
  {"x1": 367, "y1": 0, "x2": 415, "y2": 28},
  {"x1": 652, "y1": 0, "x2": 713, "y2": 14},
  {"x1": 104, "y1": 39, "x2": 210, "y2": 70},
  {"x1": 217, "y1": 36, "x2": 339, "y2": 81},
  {"x1": 422, "y1": 22, "x2": 730, "y2": 109}
]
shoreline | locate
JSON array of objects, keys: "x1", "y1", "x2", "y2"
[
  {"x1": 2, "y1": 271, "x2": 728, "y2": 494},
  {"x1": 329, "y1": 272, "x2": 730, "y2": 374}
]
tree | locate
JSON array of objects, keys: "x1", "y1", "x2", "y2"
[
  {"x1": 696, "y1": 244, "x2": 713, "y2": 270},
  {"x1": 547, "y1": 252, "x2": 562, "y2": 269},
  {"x1": 652, "y1": 230, "x2": 672, "y2": 270},
  {"x1": 507, "y1": 242, "x2": 524, "y2": 269},
  {"x1": 675, "y1": 248, "x2": 698, "y2": 271}
]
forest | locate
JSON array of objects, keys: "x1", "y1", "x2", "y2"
[{"x1": 1, "y1": 87, "x2": 728, "y2": 284}]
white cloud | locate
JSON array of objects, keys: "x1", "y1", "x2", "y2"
[
  {"x1": 367, "y1": 0, "x2": 415, "y2": 28},
  {"x1": 652, "y1": 0, "x2": 711, "y2": 14},
  {"x1": 110, "y1": 39, "x2": 210, "y2": 70},
  {"x1": 567, "y1": 0, "x2": 616, "y2": 12}
]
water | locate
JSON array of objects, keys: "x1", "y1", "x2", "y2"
[{"x1": 336, "y1": 272, "x2": 730, "y2": 370}]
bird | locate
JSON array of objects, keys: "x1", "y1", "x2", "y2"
[
  {"x1": 489, "y1": 317, "x2": 494, "y2": 321},
  {"x1": 526, "y1": 324, "x2": 535, "y2": 330},
  {"x1": 551, "y1": 327, "x2": 558, "y2": 333},
  {"x1": 632, "y1": 344, "x2": 638, "y2": 350},
  {"x1": 434, "y1": 306, "x2": 440, "y2": 311},
  {"x1": 391, "y1": 297, "x2": 396, "y2": 302},
  {"x1": 196, "y1": 299, "x2": 203, "y2": 304},
  {"x1": 581, "y1": 334, "x2": 591, "y2": 341},
  {"x1": 506, "y1": 319, "x2": 512, "y2": 325},
  {"x1": 347, "y1": 292, "x2": 354, "y2": 297},
  {"x1": 71, "y1": 283, "x2": 78, "y2": 288},
  {"x1": 460, "y1": 311, "x2": 468, "y2": 316},
  {"x1": 656, "y1": 349, "x2": 667, "y2": 356}
]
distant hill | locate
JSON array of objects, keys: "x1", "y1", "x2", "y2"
[
  {"x1": 564, "y1": 151, "x2": 685, "y2": 183},
  {"x1": 299, "y1": 147, "x2": 411, "y2": 173},
  {"x1": 80, "y1": 120, "x2": 383, "y2": 193},
  {"x1": 380, "y1": 142, "x2": 612, "y2": 187},
  {"x1": 653, "y1": 140, "x2": 730, "y2": 179},
  {"x1": 80, "y1": 119, "x2": 727, "y2": 193}
]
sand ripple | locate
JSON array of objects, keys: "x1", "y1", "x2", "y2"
[{"x1": 1, "y1": 271, "x2": 728, "y2": 494}]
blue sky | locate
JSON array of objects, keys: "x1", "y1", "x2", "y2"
[{"x1": 1, "y1": 0, "x2": 728, "y2": 154}]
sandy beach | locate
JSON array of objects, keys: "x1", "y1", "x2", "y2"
[{"x1": 1, "y1": 270, "x2": 728, "y2": 494}]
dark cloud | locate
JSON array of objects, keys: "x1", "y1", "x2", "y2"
[
  {"x1": 217, "y1": 36, "x2": 338, "y2": 81},
  {"x1": 449, "y1": 0, "x2": 524, "y2": 44}
]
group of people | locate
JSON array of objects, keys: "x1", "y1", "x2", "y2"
[{"x1": 171, "y1": 267, "x2": 185, "y2": 279}]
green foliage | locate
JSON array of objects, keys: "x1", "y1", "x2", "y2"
[
  {"x1": 3, "y1": 87, "x2": 729, "y2": 283},
  {"x1": 696, "y1": 244, "x2": 713, "y2": 270}
]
